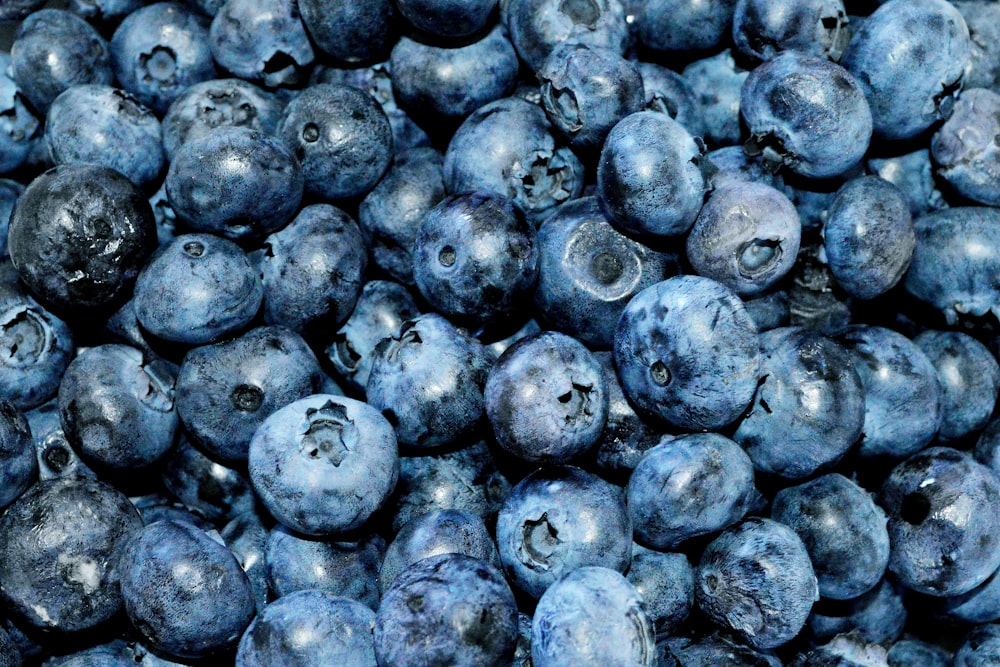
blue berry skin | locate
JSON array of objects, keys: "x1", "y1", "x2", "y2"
[
  {"x1": 220, "y1": 511, "x2": 269, "y2": 613},
  {"x1": 808, "y1": 577, "x2": 907, "y2": 644},
  {"x1": 0, "y1": 57, "x2": 40, "y2": 176},
  {"x1": 236, "y1": 591, "x2": 377, "y2": 667},
  {"x1": 313, "y1": 62, "x2": 431, "y2": 152},
  {"x1": 209, "y1": 0, "x2": 314, "y2": 87},
  {"x1": 58, "y1": 344, "x2": 177, "y2": 471},
  {"x1": 742, "y1": 290, "x2": 790, "y2": 333},
  {"x1": 880, "y1": 447, "x2": 1000, "y2": 596},
  {"x1": 663, "y1": 634, "x2": 782, "y2": 667},
  {"x1": 598, "y1": 111, "x2": 707, "y2": 239},
  {"x1": 914, "y1": 330, "x2": 1000, "y2": 443},
  {"x1": 706, "y1": 146, "x2": 784, "y2": 191},
  {"x1": 0, "y1": 401, "x2": 36, "y2": 511},
  {"x1": 867, "y1": 149, "x2": 945, "y2": 218},
  {"x1": 741, "y1": 51, "x2": 872, "y2": 179},
  {"x1": 732, "y1": 0, "x2": 850, "y2": 65},
  {"x1": 697, "y1": 517, "x2": 819, "y2": 650},
  {"x1": 26, "y1": 399, "x2": 94, "y2": 481},
  {"x1": 265, "y1": 524, "x2": 384, "y2": 609},
  {"x1": 0, "y1": 0, "x2": 44, "y2": 20},
  {"x1": 687, "y1": 182, "x2": 801, "y2": 297},
  {"x1": 249, "y1": 394, "x2": 399, "y2": 536},
  {"x1": 379, "y1": 509, "x2": 499, "y2": 593},
  {"x1": 628, "y1": 433, "x2": 758, "y2": 551},
  {"x1": 134, "y1": 233, "x2": 262, "y2": 344},
  {"x1": 110, "y1": 3, "x2": 216, "y2": 115},
  {"x1": 0, "y1": 628, "x2": 18, "y2": 667},
  {"x1": 258, "y1": 204, "x2": 367, "y2": 336},
  {"x1": 45, "y1": 85, "x2": 164, "y2": 190},
  {"x1": 175, "y1": 326, "x2": 324, "y2": 463},
  {"x1": 532, "y1": 566, "x2": 655, "y2": 667},
  {"x1": 278, "y1": 84, "x2": 393, "y2": 202},
  {"x1": 398, "y1": 0, "x2": 495, "y2": 37},
  {"x1": 822, "y1": 176, "x2": 915, "y2": 300},
  {"x1": 512, "y1": 612, "x2": 532, "y2": 667},
  {"x1": 955, "y1": 625, "x2": 1000, "y2": 667},
  {"x1": 131, "y1": 493, "x2": 215, "y2": 531},
  {"x1": 539, "y1": 43, "x2": 644, "y2": 152},
  {"x1": 160, "y1": 435, "x2": 254, "y2": 523},
  {"x1": 8, "y1": 164, "x2": 157, "y2": 312},
  {"x1": 635, "y1": 61, "x2": 704, "y2": 138},
  {"x1": 486, "y1": 332, "x2": 607, "y2": 463},
  {"x1": 9, "y1": 9, "x2": 113, "y2": 115},
  {"x1": 166, "y1": 126, "x2": 303, "y2": 242},
  {"x1": 359, "y1": 147, "x2": 445, "y2": 285},
  {"x1": 0, "y1": 477, "x2": 143, "y2": 632},
  {"x1": 637, "y1": 0, "x2": 735, "y2": 55},
  {"x1": 504, "y1": 0, "x2": 628, "y2": 74},
  {"x1": 772, "y1": 473, "x2": 889, "y2": 600},
  {"x1": 932, "y1": 88, "x2": 1000, "y2": 206},
  {"x1": 534, "y1": 196, "x2": 679, "y2": 349},
  {"x1": 325, "y1": 280, "x2": 421, "y2": 394},
  {"x1": 841, "y1": 0, "x2": 970, "y2": 141},
  {"x1": 496, "y1": 466, "x2": 631, "y2": 599},
  {"x1": 792, "y1": 634, "x2": 890, "y2": 667},
  {"x1": 734, "y1": 327, "x2": 865, "y2": 480},
  {"x1": 390, "y1": 439, "x2": 510, "y2": 532},
  {"x1": 615, "y1": 275, "x2": 762, "y2": 431},
  {"x1": 590, "y1": 351, "x2": 662, "y2": 479},
  {"x1": 627, "y1": 545, "x2": 694, "y2": 639},
  {"x1": 161, "y1": 78, "x2": 282, "y2": 162},
  {"x1": 887, "y1": 640, "x2": 952, "y2": 667},
  {"x1": 957, "y1": 1, "x2": 1000, "y2": 92},
  {"x1": 414, "y1": 193, "x2": 537, "y2": 331},
  {"x1": 367, "y1": 314, "x2": 492, "y2": 450},
  {"x1": 939, "y1": 562, "x2": 1000, "y2": 624},
  {"x1": 444, "y1": 97, "x2": 584, "y2": 221},
  {"x1": 375, "y1": 553, "x2": 519, "y2": 667},
  {"x1": 299, "y1": 0, "x2": 395, "y2": 65},
  {"x1": 69, "y1": 0, "x2": 145, "y2": 24},
  {"x1": 904, "y1": 206, "x2": 1000, "y2": 324},
  {"x1": 390, "y1": 26, "x2": 520, "y2": 126},
  {"x1": 0, "y1": 266, "x2": 75, "y2": 411},
  {"x1": 839, "y1": 325, "x2": 941, "y2": 460},
  {"x1": 682, "y1": 50, "x2": 748, "y2": 148},
  {"x1": 119, "y1": 520, "x2": 255, "y2": 660},
  {"x1": 976, "y1": 417, "x2": 1000, "y2": 474}
]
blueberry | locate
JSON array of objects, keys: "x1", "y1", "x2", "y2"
[
  {"x1": 7, "y1": 164, "x2": 157, "y2": 312},
  {"x1": 732, "y1": 0, "x2": 849, "y2": 65},
  {"x1": 531, "y1": 566, "x2": 655, "y2": 667},
  {"x1": 495, "y1": 465, "x2": 631, "y2": 598},
  {"x1": 931, "y1": 87, "x2": 1000, "y2": 207},
  {"x1": 165, "y1": 126, "x2": 303, "y2": 242},
  {"x1": 110, "y1": 2, "x2": 216, "y2": 115},
  {"x1": 887, "y1": 640, "x2": 952, "y2": 667},
  {"x1": 955, "y1": 624, "x2": 1000, "y2": 667},
  {"x1": 734, "y1": 327, "x2": 865, "y2": 480},
  {"x1": 413, "y1": 192, "x2": 538, "y2": 330},
  {"x1": 821, "y1": 175, "x2": 915, "y2": 300},
  {"x1": 175, "y1": 326, "x2": 324, "y2": 462},
  {"x1": 741, "y1": 51, "x2": 872, "y2": 178},
  {"x1": 687, "y1": 181, "x2": 801, "y2": 297},
  {"x1": 534, "y1": 196, "x2": 680, "y2": 349},
  {"x1": 637, "y1": 0, "x2": 736, "y2": 55},
  {"x1": 635, "y1": 61, "x2": 704, "y2": 137},
  {"x1": 277, "y1": 84, "x2": 393, "y2": 202},
  {"x1": 248, "y1": 394, "x2": 399, "y2": 536},
  {"x1": 598, "y1": 111, "x2": 708, "y2": 239},
  {"x1": 220, "y1": 511, "x2": 269, "y2": 613},
  {"x1": 879, "y1": 447, "x2": 1000, "y2": 596},
  {"x1": 485, "y1": 331, "x2": 607, "y2": 463},
  {"x1": 614, "y1": 275, "x2": 762, "y2": 431},
  {"x1": 627, "y1": 545, "x2": 695, "y2": 639},
  {"x1": 367, "y1": 314, "x2": 492, "y2": 450},
  {"x1": 25, "y1": 399, "x2": 94, "y2": 481},
  {"x1": 374, "y1": 553, "x2": 518, "y2": 667},
  {"x1": 839, "y1": 325, "x2": 941, "y2": 460},
  {"x1": 236, "y1": 591, "x2": 378, "y2": 667},
  {"x1": 503, "y1": 0, "x2": 628, "y2": 73},
  {"x1": 378, "y1": 509, "x2": 499, "y2": 593},
  {"x1": 59, "y1": 344, "x2": 177, "y2": 471},
  {"x1": 938, "y1": 562, "x2": 1000, "y2": 624},
  {"x1": 258, "y1": 204, "x2": 367, "y2": 336},
  {"x1": 791, "y1": 633, "x2": 890, "y2": 667},
  {"x1": 160, "y1": 435, "x2": 255, "y2": 523},
  {"x1": 697, "y1": 517, "x2": 819, "y2": 650},
  {"x1": 867, "y1": 148, "x2": 945, "y2": 218},
  {"x1": 134, "y1": 233, "x2": 263, "y2": 344},
  {"x1": 0, "y1": 400, "x2": 36, "y2": 511},
  {"x1": 956, "y1": 1, "x2": 1000, "y2": 93},
  {"x1": 841, "y1": 0, "x2": 971, "y2": 141},
  {"x1": 682, "y1": 50, "x2": 748, "y2": 148},
  {"x1": 118, "y1": 520, "x2": 255, "y2": 659},
  {"x1": 807, "y1": 577, "x2": 907, "y2": 644},
  {"x1": 0, "y1": 56, "x2": 40, "y2": 176},
  {"x1": 0, "y1": 477, "x2": 143, "y2": 632},
  {"x1": 299, "y1": 0, "x2": 395, "y2": 64},
  {"x1": 663, "y1": 634, "x2": 782, "y2": 666},
  {"x1": 209, "y1": 0, "x2": 314, "y2": 87},
  {"x1": 9, "y1": 9, "x2": 113, "y2": 114},
  {"x1": 265, "y1": 524, "x2": 384, "y2": 609}
]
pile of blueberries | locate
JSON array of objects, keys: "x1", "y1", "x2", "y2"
[{"x1": 1, "y1": 0, "x2": 1000, "y2": 664}]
